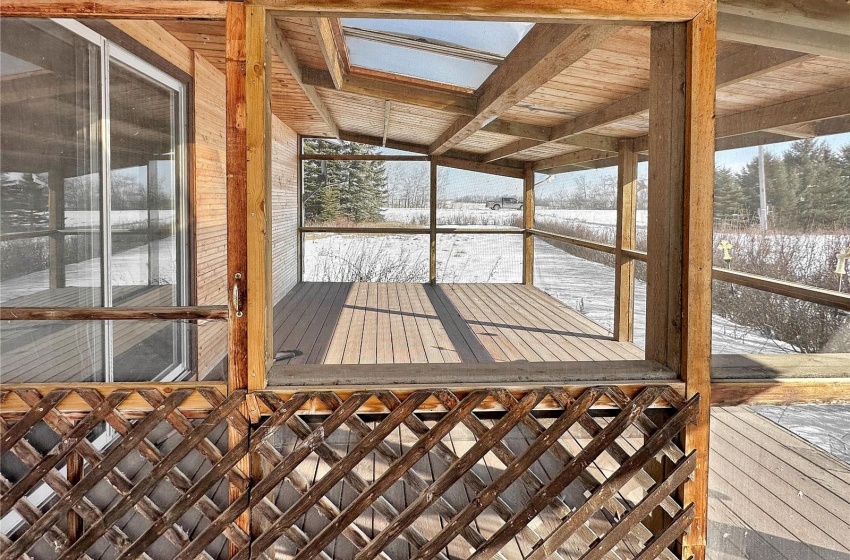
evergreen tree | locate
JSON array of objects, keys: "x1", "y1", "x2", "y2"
[
  {"x1": 713, "y1": 166, "x2": 747, "y2": 218},
  {"x1": 736, "y1": 150, "x2": 796, "y2": 224},
  {"x1": 0, "y1": 172, "x2": 48, "y2": 232},
  {"x1": 302, "y1": 139, "x2": 387, "y2": 224},
  {"x1": 784, "y1": 139, "x2": 848, "y2": 228}
]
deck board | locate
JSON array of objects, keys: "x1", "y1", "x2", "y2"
[{"x1": 274, "y1": 282, "x2": 644, "y2": 367}]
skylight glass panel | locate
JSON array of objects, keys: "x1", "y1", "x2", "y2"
[
  {"x1": 345, "y1": 36, "x2": 496, "y2": 89},
  {"x1": 340, "y1": 19, "x2": 534, "y2": 57}
]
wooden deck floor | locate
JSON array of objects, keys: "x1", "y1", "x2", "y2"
[
  {"x1": 708, "y1": 407, "x2": 850, "y2": 560},
  {"x1": 273, "y1": 282, "x2": 643, "y2": 366}
]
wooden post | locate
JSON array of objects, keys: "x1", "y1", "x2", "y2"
[
  {"x1": 246, "y1": 7, "x2": 273, "y2": 393},
  {"x1": 48, "y1": 169, "x2": 65, "y2": 289},
  {"x1": 225, "y1": 2, "x2": 250, "y2": 555},
  {"x1": 647, "y1": 4, "x2": 717, "y2": 558},
  {"x1": 522, "y1": 163, "x2": 534, "y2": 285},
  {"x1": 429, "y1": 158, "x2": 437, "y2": 284},
  {"x1": 614, "y1": 139, "x2": 638, "y2": 341}
]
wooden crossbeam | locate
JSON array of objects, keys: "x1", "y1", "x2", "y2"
[
  {"x1": 429, "y1": 24, "x2": 618, "y2": 156},
  {"x1": 718, "y1": 12, "x2": 850, "y2": 60},
  {"x1": 311, "y1": 17, "x2": 348, "y2": 88},
  {"x1": 0, "y1": 0, "x2": 227, "y2": 19},
  {"x1": 267, "y1": 19, "x2": 340, "y2": 138},
  {"x1": 490, "y1": 43, "x2": 811, "y2": 162}
]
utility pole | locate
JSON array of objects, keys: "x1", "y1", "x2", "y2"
[{"x1": 758, "y1": 145, "x2": 768, "y2": 230}]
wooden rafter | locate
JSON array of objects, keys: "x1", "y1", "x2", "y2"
[
  {"x1": 429, "y1": 24, "x2": 619, "y2": 156},
  {"x1": 718, "y1": 13, "x2": 849, "y2": 60},
  {"x1": 311, "y1": 17, "x2": 348, "y2": 89},
  {"x1": 0, "y1": 0, "x2": 227, "y2": 18},
  {"x1": 266, "y1": 19, "x2": 340, "y2": 138},
  {"x1": 486, "y1": 43, "x2": 812, "y2": 162}
]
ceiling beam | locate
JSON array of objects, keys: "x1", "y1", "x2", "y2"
[
  {"x1": 311, "y1": 17, "x2": 348, "y2": 88},
  {"x1": 301, "y1": 66, "x2": 477, "y2": 116},
  {"x1": 715, "y1": 87, "x2": 850, "y2": 138},
  {"x1": 485, "y1": 43, "x2": 814, "y2": 161},
  {"x1": 267, "y1": 18, "x2": 340, "y2": 137},
  {"x1": 533, "y1": 148, "x2": 622, "y2": 171},
  {"x1": 718, "y1": 13, "x2": 850, "y2": 61},
  {"x1": 0, "y1": 0, "x2": 227, "y2": 19},
  {"x1": 428, "y1": 24, "x2": 619, "y2": 156},
  {"x1": 336, "y1": 131, "x2": 525, "y2": 178},
  {"x1": 718, "y1": 0, "x2": 850, "y2": 36}
]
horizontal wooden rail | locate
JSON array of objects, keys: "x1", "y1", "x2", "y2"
[
  {"x1": 621, "y1": 247, "x2": 648, "y2": 261},
  {"x1": 0, "y1": 228, "x2": 149, "y2": 242},
  {"x1": 710, "y1": 378, "x2": 850, "y2": 406},
  {"x1": 713, "y1": 268, "x2": 850, "y2": 312},
  {"x1": 301, "y1": 226, "x2": 429, "y2": 234},
  {"x1": 0, "y1": 306, "x2": 229, "y2": 321},
  {"x1": 301, "y1": 226, "x2": 524, "y2": 235},
  {"x1": 300, "y1": 154, "x2": 430, "y2": 161},
  {"x1": 529, "y1": 228, "x2": 616, "y2": 254},
  {"x1": 0, "y1": 0, "x2": 228, "y2": 19}
]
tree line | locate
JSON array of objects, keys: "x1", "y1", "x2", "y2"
[{"x1": 715, "y1": 139, "x2": 850, "y2": 230}]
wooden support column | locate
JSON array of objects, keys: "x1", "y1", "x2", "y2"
[
  {"x1": 614, "y1": 139, "x2": 638, "y2": 341},
  {"x1": 522, "y1": 163, "x2": 534, "y2": 285},
  {"x1": 247, "y1": 8, "x2": 273, "y2": 393},
  {"x1": 225, "y1": 2, "x2": 250, "y2": 555},
  {"x1": 429, "y1": 158, "x2": 437, "y2": 284},
  {"x1": 647, "y1": 4, "x2": 717, "y2": 558}
]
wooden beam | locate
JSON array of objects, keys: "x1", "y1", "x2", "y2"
[
  {"x1": 226, "y1": 0, "x2": 248, "y2": 393},
  {"x1": 614, "y1": 138, "x2": 638, "y2": 342},
  {"x1": 0, "y1": 306, "x2": 228, "y2": 321},
  {"x1": 429, "y1": 24, "x2": 618, "y2": 156},
  {"x1": 711, "y1": 353, "x2": 850, "y2": 380},
  {"x1": 683, "y1": 7, "x2": 717, "y2": 559},
  {"x1": 428, "y1": 159, "x2": 438, "y2": 284},
  {"x1": 302, "y1": 66, "x2": 477, "y2": 116},
  {"x1": 713, "y1": 268, "x2": 850, "y2": 312},
  {"x1": 529, "y1": 228, "x2": 616, "y2": 254},
  {"x1": 482, "y1": 119, "x2": 552, "y2": 141},
  {"x1": 251, "y1": 0, "x2": 705, "y2": 22},
  {"x1": 311, "y1": 17, "x2": 347, "y2": 89},
  {"x1": 715, "y1": 87, "x2": 850, "y2": 139},
  {"x1": 522, "y1": 164, "x2": 535, "y2": 285},
  {"x1": 496, "y1": 42, "x2": 812, "y2": 162},
  {"x1": 226, "y1": 5, "x2": 250, "y2": 553},
  {"x1": 718, "y1": 0, "x2": 850, "y2": 35},
  {"x1": 718, "y1": 12, "x2": 850, "y2": 60},
  {"x1": 0, "y1": 0, "x2": 227, "y2": 18},
  {"x1": 266, "y1": 21, "x2": 340, "y2": 138},
  {"x1": 533, "y1": 148, "x2": 619, "y2": 171},
  {"x1": 432, "y1": 155, "x2": 525, "y2": 179},
  {"x1": 248, "y1": 6, "x2": 273, "y2": 391},
  {"x1": 711, "y1": 379, "x2": 850, "y2": 406}
]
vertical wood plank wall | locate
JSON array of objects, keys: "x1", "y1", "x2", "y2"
[{"x1": 107, "y1": 20, "x2": 300, "y2": 379}]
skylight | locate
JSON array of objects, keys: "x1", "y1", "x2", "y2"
[{"x1": 340, "y1": 19, "x2": 534, "y2": 89}]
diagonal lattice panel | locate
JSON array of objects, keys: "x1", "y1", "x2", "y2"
[
  {"x1": 1, "y1": 385, "x2": 697, "y2": 559},
  {"x1": 0, "y1": 387, "x2": 249, "y2": 560},
  {"x1": 244, "y1": 386, "x2": 698, "y2": 560}
]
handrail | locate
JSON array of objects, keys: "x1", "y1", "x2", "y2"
[
  {"x1": 712, "y1": 268, "x2": 850, "y2": 312},
  {"x1": 300, "y1": 226, "x2": 524, "y2": 235},
  {"x1": 0, "y1": 306, "x2": 229, "y2": 321},
  {"x1": 528, "y1": 228, "x2": 616, "y2": 254}
]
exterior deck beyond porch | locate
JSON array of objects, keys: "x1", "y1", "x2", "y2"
[{"x1": 273, "y1": 282, "x2": 643, "y2": 369}]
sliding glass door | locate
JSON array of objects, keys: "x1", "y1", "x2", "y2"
[{"x1": 0, "y1": 19, "x2": 189, "y2": 383}]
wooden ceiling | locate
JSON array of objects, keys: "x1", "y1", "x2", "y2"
[{"x1": 157, "y1": 7, "x2": 850, "y2": 174}]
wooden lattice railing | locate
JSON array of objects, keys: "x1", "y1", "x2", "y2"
[{"x1": 0, "y1": 385, "x2": 698, "y2": 559}]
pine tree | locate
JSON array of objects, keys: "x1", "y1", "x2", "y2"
[
  {"x1": 736, "y1": 150, "x2": 796, "y2": 225},
  {"x1": 714, "y1": 166, "x2": 747, "y2": 218},
  {"x1": 784, "y1": 139, "x2": 848, "y2": 228},
  {"x1": 0, "y1": 172, "x2": 48, "y2": 232},
  {"x1": 301, "y1": 139, "x2": 387, "y2": 224}
]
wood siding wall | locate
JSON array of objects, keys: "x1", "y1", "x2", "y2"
[
  {"x1": 110, "y1": 21, "x2": 300, "y2": 378},
  {"x1": 194, "y1": 53, "x2": 229, "y2": 377},
  {"x1": 271, "y1": 115, "x2": 299, "y2": 326}
]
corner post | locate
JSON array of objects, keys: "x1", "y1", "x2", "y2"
[
  {"x1": 429, "y1": 158, "x2": 437, "y2": 284},
  {"x1": 647, "y1": 4, "x2": 717, "y2": 558},
  {"x1": 247, "y1": 7, "x2": 273, "y2": 393},
  {"x1": 522, "y1": 163, "x2": 535, "y2": 285},
  {"x1": 225, "y1": 2, "x2": 251, "y2": 554},
  {"x1": 614, "y1": 138, "x2": 638, "y2": 341}
]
